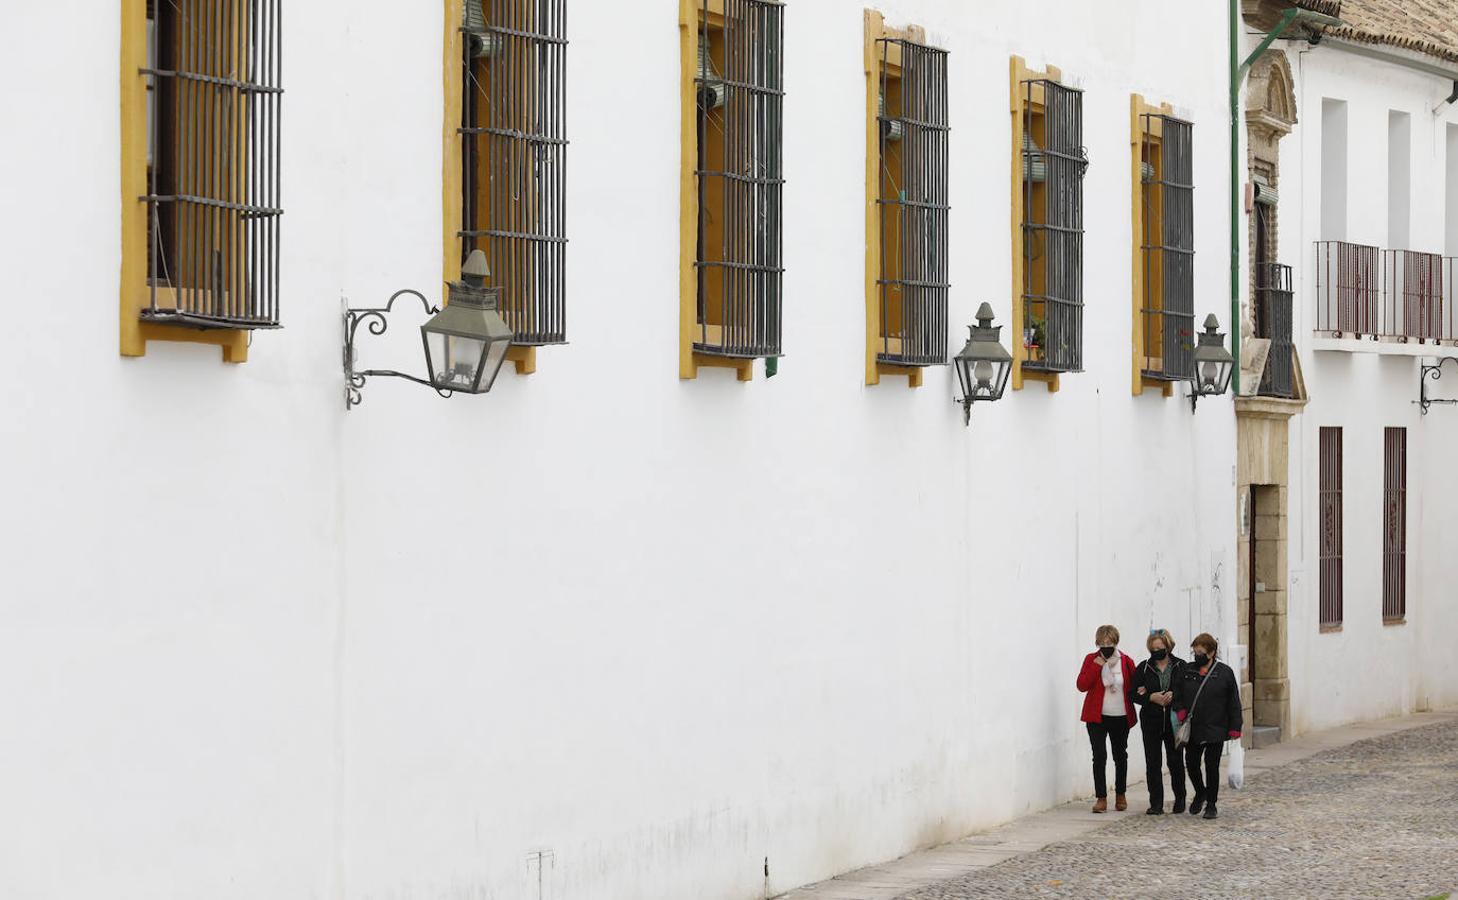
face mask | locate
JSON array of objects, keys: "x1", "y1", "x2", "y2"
[
  {"x1": 1099, "y1": 646, "x2": 1116, "y2": 659},
  {"x1": 1192, "y1": 653, "x2": 1209, "y2": 667},
  {"x1": 1151, "y1": 649, "x2": 1168, "y2": 661}
]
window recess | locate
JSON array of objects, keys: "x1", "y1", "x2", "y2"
[
  {"x1": 121, "y1": 0, "x2": 283, "y2": 360},
  {"x1": 864, "y1": 11, "x2": 949, "y2": 387},
  {"x1": 1011, "y1": 58, "x2": 1086, "y2": 391},
  {"x1": 1131, "y1": 98, "x2": 1194, "y2": 396},
  {"x1": 679, "y1": 0, "x2": 785, "y2": 381},
  {"x1": 457, "y1": 0, "x2": 568, "y2": 376}
]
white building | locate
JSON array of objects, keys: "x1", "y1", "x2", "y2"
[
  {"x1": 1233, "y1": 0, "x2": 1458, "y2": 746},
  {"x1": 5, "y1": 1, "x2": 1447, "y2": 899}
]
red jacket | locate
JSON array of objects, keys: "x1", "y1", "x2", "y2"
[{"x1": 1076, "y1": 652, "x2": 1138, "y2": 725}]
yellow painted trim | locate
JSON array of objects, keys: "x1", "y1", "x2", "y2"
[
  {"x1": 864, "y1": 10, "x2": 883, "y2": 386},
  {"x1": 119, "y1": 0, "x2": 247, "y2": 362},
  {"x1": 1131, "y1": 94, "x2": 1175, "y2": 397},
  {"x1": 692, "y1": 352, "x2": 754, "y2": 381},
  {"x1": 1131, "y1": 94, "x2": 1145, "y2": 396},
  {"x1": 444, "y1": 0, "x2": 464, "y2": 288},
  {"x1": 865, "y1": 10, "x2": 928, "y2": 388},
  {"x1": 506, "y1": 345, "x2": 537, "y2": 375},
  {"x1": 1009, "y1": 56, "x2": 1058, "y2": 393},
  {"x1": 679, "y1": 0, "x2": 700, "y2": 380}
]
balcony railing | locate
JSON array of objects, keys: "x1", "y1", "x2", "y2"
[
  {"x1": 1314, "y1": 240, "x2": 1379, "y2": 337},
  {"x1": 1315, "y1": 241, "x2": 1452, "y2": 343},
  {"x1": 1381, "y1": 249, "x2": 1443, "y2": 341},
  {"x1": 1256, "y1": 262, "x2": 1294, "y2": 398}
]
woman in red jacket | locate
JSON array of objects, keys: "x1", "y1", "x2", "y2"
[{"x1": 1076, "y1": 624, "x2": 1139, "y2": 813}]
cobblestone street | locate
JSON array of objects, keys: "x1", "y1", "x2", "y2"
[{"x1": 902, "y1": 719, "x2": 1458, "y2": 900}]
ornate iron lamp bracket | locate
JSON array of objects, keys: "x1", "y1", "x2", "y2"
[
  {"x1": 1417, "y1": 357, "x2": 1458, "y2": 416},
  {"x1": 343, "y1": 289, "x2": 454, "y2": 410}
]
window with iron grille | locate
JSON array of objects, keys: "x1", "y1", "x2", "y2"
[
  {"x1": 1137, "y1": 111, "x2": 1194, "y2": 384},
  {"x1": 140, "y1": 0, "x2": 282, "y2": 331},
  {"x1": 1021, "y1": 78, "x2": 1086, "y2": 374},
  {"x1": 688, "y1": 0, "x2": 784, "y2": 364},
  {"x1": 1383, "y1": 426, "x2": 1407, "y2": 622},
  {"x1": 1318, "y1": 426, "x2": 1343, "y2": 628},
  {"x1": 872, "y1": 38, "x2": 949, "y2": 370},
  {"x1": 460, "y1": 0, "x2": 568, "y2": 347}
]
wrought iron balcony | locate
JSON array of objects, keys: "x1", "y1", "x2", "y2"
[
  {"x1": 1256, "y1": 262, "x2": 1294, "y2": 399},
  {"x1": 1315, "y1": 241, "x2": 1452, "y2": 343}
]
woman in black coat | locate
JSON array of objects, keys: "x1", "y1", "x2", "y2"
[
  {"x1": 1130, "y1": 629, "x2": 1185, "y2": 814},
  {"x1": 1173, "y1": 632, "x2": 1243, "y2": 820}
]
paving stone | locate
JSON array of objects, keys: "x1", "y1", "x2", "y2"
[{"x1": 897, "y1": 719, "x2": 1458, "y2": 899}]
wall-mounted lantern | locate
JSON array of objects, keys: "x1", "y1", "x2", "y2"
[
  {"x1": 1190, "y1": 313, "x2": 1234, "y2": 412},
  {"x1": 952, "y1": 302, "x2": 1013, "y2": 426},
  {"x1": 344, "y1": 250, "x2": 513, "y2": 409}
]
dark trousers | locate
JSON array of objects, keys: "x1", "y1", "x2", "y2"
[
  {"x1": 1141, "y1": 727, "x2": 1186, "y2": 808},
  {"x1": 1185, "y1": 741, "x2": 1224, "y2": 806},
  {"x1": 1086, "y1": 715, "x2": 1130, "y2": 798}
]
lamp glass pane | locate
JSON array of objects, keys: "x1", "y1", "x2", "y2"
[
  {"x1": 428, "y1": 333, "x2": 487, "y2": 391},
  {"x1": 477, "y1": 336, "x2": 512, "y2": 392}
]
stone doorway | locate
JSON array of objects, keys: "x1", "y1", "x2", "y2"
[{"x1": 1246, "y1": 483, "x2": 1287, "y2": 744}]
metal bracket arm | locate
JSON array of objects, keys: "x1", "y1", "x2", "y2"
[
  {"x1": 343, "y1": 289, "x2": 452, "y2": 410},
  {"x1": 1417, "y1": 357, "x2": 1458, "y2": 416}
]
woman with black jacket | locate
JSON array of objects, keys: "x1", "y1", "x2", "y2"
[
  {"x1": 1173, "y1": 632, "x2": 1243, "y2": 820},
  {"x1": 1130, "y1": 629, "x2": 1186, "y2": 815}
]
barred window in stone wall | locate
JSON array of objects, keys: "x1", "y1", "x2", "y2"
[{"x1": 1021, "y1": 79, "x2": 1086, "y2": 374}]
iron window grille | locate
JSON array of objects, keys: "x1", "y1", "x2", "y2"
[
  {"x1": 1382, "y1": 426, "x2": 1407, "y2": 622},
  {"x1": 1138, "y1": 113, "x2": 1195, "y2": 382},
  {"x1": 1021, "y1": 79, "x2": 1086, "y2": 373},
  {"x1": 460, "y1": 0, "x2": 568, "y2": 346},
  {"x1": 693, "y1": 0, "x2": 784, "y2": 359},
  {"x1": 1311, "y1": 240, "x2": 1379, "y2": 338},
  {"x1": 1318, "y1": 426, "x2": 1343, "y2": 628},
  {"x1": 142, "y1": 0, "x2": 283, "y2": 329},
  {"x1": 1256, "y1": 262, "x2": 1294, "y2": 399},
  {"x1": 874, "y1": 38, "x2": 949, "y2": 367}
]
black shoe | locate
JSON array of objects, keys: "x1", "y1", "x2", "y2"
[
  {"x1": 1145, "y1": 807, "x2": 1164, "y2": 815},
  {"x1": 1189, "y1": 794, "x2": 1205, "y2": 815},
  {"x1": 1171, "y1": 798, "x2": 1186, "y2": 814},
  {"x1": 1203, "y1": 803, "x2": 1218, "y2": 820}
]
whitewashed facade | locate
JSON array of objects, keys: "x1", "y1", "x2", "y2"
[
  {"x1": 1240, "y1": 7, "x2": 1458, "y2": 740},
  {"x1": 13, "y1": 2, "x2": 1421, "y2": 899}
]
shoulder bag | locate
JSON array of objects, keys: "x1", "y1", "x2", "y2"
[{"x1": 1174, "y1": 663, "x2": 1216, "y2": 749}]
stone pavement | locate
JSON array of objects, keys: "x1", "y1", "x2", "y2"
[{"x1": 778, "y1": 710, "x2": 1458, "y2": 900}]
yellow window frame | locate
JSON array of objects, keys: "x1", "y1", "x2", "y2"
[
  {"x1": 119, "y1": 0, "x2": 249, "y2": 362},
  {"x1": 443, "y1": 0, "x2": 538, "y2": 376},
  {"x1": 1131, "y1": 94, "x2": 1178, "y2": 398}
]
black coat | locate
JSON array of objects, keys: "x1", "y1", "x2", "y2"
[
  {"x1": 1173, "y1": 659, "x2": 1243, "y2": 745},
  {"x1": 1130, "y1": 655, "x2": 1185, "y2": 736}
]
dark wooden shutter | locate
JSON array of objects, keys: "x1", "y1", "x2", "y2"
[
  {"x1": 1318, "y1": 426, "x2": 1343, "y2": 627},
  {"x1": 1383, "y1": 427, "x2": 1407, "y2": 621}
]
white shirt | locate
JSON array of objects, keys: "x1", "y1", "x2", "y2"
[{"x1": 1101, "y1": 653, "x2": 1126, "y2": 716}]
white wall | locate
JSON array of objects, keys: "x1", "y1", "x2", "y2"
[
  {"x1": 0, "y1": 3, "x2": 1235, "y2": 899},
  {"x1": 1279, "y1": 42, "x2": 1458, "y2": 735}
]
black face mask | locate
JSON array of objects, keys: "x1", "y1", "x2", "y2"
[
  {"x1": 1192, "y1": 653, "x2": 1209, "y2": 667},
  {"x1": 1099, "y1": 647, "x2": 1116, "y2": 659},
  {"x1": 1151, "y1": 649, "x2": 1168, "y2": 661}
]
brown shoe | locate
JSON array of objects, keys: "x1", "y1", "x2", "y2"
[
  {"x1": 1115, "y1": 794, "x2": 1128, "y2": 811},
  {"x1": 1092, "y1": 797, "x2": 1107, "y2": 813}
]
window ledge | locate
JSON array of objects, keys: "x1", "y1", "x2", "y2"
[
  {"x1": 1311, "y1": 335, "x2": 1458, "y2": 358},
  {"x1": 1319, "y1": 623, "x2": 1343, "y2": 634},
  {"x1": 1234, "y1": 395, "x2": 1307, "y2": 419},
  {"x1": 1383, "y1": 616, "x2": 1407, "y2": 627}
]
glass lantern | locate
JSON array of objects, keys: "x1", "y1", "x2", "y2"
[
  {"x1": 420, "y1": 250, "x2": 513, "y2": 394},
  {"x1": 1190, "y1": 313, "x2": 1234, "y2": 410},
  {"x1": 952, "y1": 302, "x2": 1013, "y2": 425}
]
